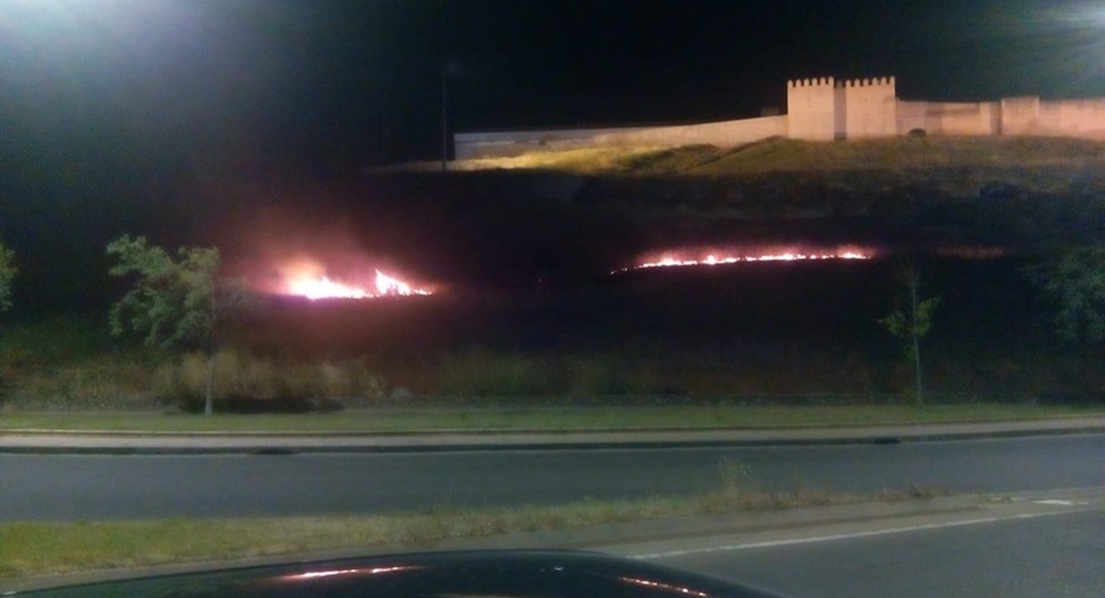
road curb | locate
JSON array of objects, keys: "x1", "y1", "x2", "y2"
[
  {"x1": 1, "y1": 424, "x2": 1103, "y2": 455},
  {"x1": 2, "y1": 412, "x2": 1103, "y2": 437}
]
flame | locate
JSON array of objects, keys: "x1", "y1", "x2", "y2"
[
  {"x1": 615, "y1": 247, "x2": 873, "y2": 273},
  {"x1": 282, "y1": 261, "x2": 431, "y2": 300},
  {"x1": 374, "y1": 270, "x2": 430, "y2": 296}
]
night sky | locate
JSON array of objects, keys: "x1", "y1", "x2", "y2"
[
  {"x1": 2, "y1": 0, "x2": 1104, "y2": 171},
  {"x1": 1, "y1": 0, "x2": 1104, "y2": 310}
]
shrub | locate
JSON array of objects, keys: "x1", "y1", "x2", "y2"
[
  {"x1": 154, "y1": 349, "x2": 386, "y2": 413},
  {"x1": 563, "y1": 353, "x2": 672, "y2": 396},
  {"x1": 436, "y1": 348, "x2": 561, "y2": 396},
  {"x1": 2, "y1": 356, "x2": 157, "y2": 410}
]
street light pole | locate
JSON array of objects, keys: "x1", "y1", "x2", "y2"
[
  {"x1": 441, "y1": 65, "x2": 448, "y2": 172},
  {"x1": 439, "y1": 0, "x2": 448, "y2": 172}
]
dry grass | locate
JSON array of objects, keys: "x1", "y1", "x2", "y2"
[
  {"x1": 7, "y1": 359, "x2": 156, "y2": 410},
  {"x1": 0, "y1": 479, "x2": 948, "y2": 579},
  {"x1": 458, "y1": 146, "x2": 663, "y2": 173},
  {"x1": 153, "y1": 349, "x2": 386, "y2": 407},
  {"x1": 451, "y1": 137, "x2": 1105, "y2": 178},
  {"x1": 2, "y1": 404, "x2": 1101, "y2": 433},
  {"x1": 698, "y1": 136, "x2": 1105, "y2": 174}
]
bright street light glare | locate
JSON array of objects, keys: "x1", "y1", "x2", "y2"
[{"x1": 0, "y1": 0, "x2": 205, "y2": 61}]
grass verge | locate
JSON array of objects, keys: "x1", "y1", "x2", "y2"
[
  {"x1": 0, "y1": 404, "x2": 1101, "y2": 433},
  {"x1": 455, "y1": 137, "x2": 1105, "y2": 176},
  {"x1": 0, "y1": 482, "x2": 945, "y2": 579}
]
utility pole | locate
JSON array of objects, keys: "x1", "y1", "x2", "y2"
[
  {"x1": 441, "y1": 64, "x2": 448, "y2": 172},
  {"x1": 440, "y1": 0, "x2": 448, "y2": 172}
]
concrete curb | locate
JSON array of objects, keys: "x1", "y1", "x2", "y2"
[
  {"x1": 2, "y1": 411, "x2": 1102, "y2": 437},
  {"x1": 1, "y1": 422, "x2": 1104, "y2": 455}
]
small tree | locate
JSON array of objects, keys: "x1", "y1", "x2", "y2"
[
  {"x1": 879, "y1": 259, "x2": 941, "y2": 404},
  {"x1": 0, "y1": 238, "x2": 14, "y2": 405},
  {"x1": 0, "y1": 237, "x2": 16, "y2": 313},
  {"x1": 107, "y1": 235, "x2": 240, "y2": 415},
  {"x1": 1024, "y1": 247, "x2": 1105, "y2": 345}
]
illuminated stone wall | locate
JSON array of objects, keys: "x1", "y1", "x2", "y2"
[
  {"x1": 840, "y1": 77, "x2": 898, "y2": 138},
  {"x1": 899, "y1": 100, "x2": 999, "y2": 136},
  {"x1": 1000, "y1": 97, "x2": 1041, "y2": 135},
  {"x1": 895, "y1": 96, "x2": 1105, "y2": 139},
  {"x1": 453, "y1": 77, "x2": 1105, "y2": 159},
  {"x1": 591, "y1": 115, "x2": 787, "y2": 147},
  {"x1": 785, "y1": 76, "x2": 897, "y2": 140},
  {"x1": 1037, "y1": 98, "x2": 1105, "y2": 138},
  {"x1": 785, "y1": 77, "x2": 837, "y2": 141}
]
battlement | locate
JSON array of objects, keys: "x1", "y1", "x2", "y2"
[
  {"x1": 838, "y1": 76, "x2": 895, "y2": 88},
  {"x1": 787, "y1": 77, "x2": 835, "y2": 88},
  {"x1": 787, "y1": 74, "x2": 897, "y2": 140},
  {"x1": 455, "y1": 74, "x2": 1105, "y2": 161}
]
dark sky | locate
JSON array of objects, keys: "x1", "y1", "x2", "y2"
[
  {"x1": 2, "y1": 0, "x2": 1104, "y2": 171},
  {"x1": 1, "y1": 0, "x2": 1103, "y2": 311}
]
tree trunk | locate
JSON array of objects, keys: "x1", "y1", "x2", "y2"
[
  {"x1": 910, "y1": 271, "x2": 924, "y2": 405},
  {"x1": 204, "y1": 352, "x2": 215, "y2": 416},
  {"x1": 913, "y1": 330, "x2": 923, "y2": 405}
]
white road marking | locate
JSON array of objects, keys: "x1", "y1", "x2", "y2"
[
  {"x1": 1032, "y1": 499, "x2": 1087, "y2": 506},
  {"x1": 631, "y1": 506, "x2": 1101, "y2": 560}
]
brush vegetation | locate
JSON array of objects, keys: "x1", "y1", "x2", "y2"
[
  {"x1": 7, "y1": 138, "x2": 1105, "y2": 411},
  {"x1": 4, "y1": 303, "x2": 1105, "y2": 412}
]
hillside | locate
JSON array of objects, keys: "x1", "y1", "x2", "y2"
[
  {"x1": 452, "y1": 136, "x2": 1105, "y2": 184},
  {"x1": 373, "y1": 137, "x2": 1105, "y2": 255}
]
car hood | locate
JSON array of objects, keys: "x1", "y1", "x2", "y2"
[{"x1": 9, "y1": 549, "x2": 791, "y2": 598}]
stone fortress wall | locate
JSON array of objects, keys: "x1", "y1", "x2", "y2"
[{"x1": 454, "y1": 76, "x2": 1105, "y2": 159}]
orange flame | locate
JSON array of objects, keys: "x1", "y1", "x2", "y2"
[
  {"x1": 615, "y1": 247, "x2": 873, "y2": 273},
  {"x1": 282, "y1": 260, "x2": 431, "y2": 300}
]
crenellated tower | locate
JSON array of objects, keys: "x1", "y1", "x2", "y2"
[
  {"x1": 837, "y1": 77, "x2": 897, "y2": 139},
  {"x1": 788, "y1": 76, "x2": 897, "y2": 140},
  {"x1": 786, "y1": 77, "x2": 837, "y2": 140}
]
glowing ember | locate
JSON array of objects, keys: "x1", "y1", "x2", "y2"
[
  {"x1": 285, "y1": 268, "x2": 431, "y2": 300},
  {"x1": 614, "y1": 248, "x2": 872, "y2": 273}
]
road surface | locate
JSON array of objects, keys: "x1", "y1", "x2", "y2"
[
  {"x1": 2, "y1": 434, "x2": 1103, "y2": 521},
  {"x1": 602, "y1": 487, "x2": 1105, "y2": 598}
]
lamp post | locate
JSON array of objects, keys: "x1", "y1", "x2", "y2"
[{"x1": 441, "y1": 64, "x2": 448, "y2": 172}]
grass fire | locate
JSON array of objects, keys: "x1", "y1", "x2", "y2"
[
  {"x1": 614, "y1": 246, "x2": 874, "y2": 273},
  {"x1": 272, "y1": 258, "x2": 433, "y2": 301}
]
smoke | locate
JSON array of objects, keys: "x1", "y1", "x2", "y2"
[{"x1": 212, "y1": 192, "x2": 424, "y2": 296}]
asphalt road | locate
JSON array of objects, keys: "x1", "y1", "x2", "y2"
[
  {"x1": 2, "y1": 434, "x2": 1103, "y2": 521},
  {"x1": 638, "y1": 500, "x2": 1105, "y2": 598}
]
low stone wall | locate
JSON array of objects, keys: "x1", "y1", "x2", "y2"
[
  {"x1": 454, "y1": 117, "x2": 788, "y2": 159},
  {"x1": 1038, "y1": 98, "x2": 1105, "y2": 139},
  {"x1": 454, "y1": 126, "x2": 657, "y2": 159},
  {"x1": 897, "y1": 101, "x2": 998, "y2": 136},
  {"x1": 898, "y1": 97, "x2": 1105, "y2": 139},
  {"x1": 592, "y1": 115, "x2": 787, "y2": 147}
]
